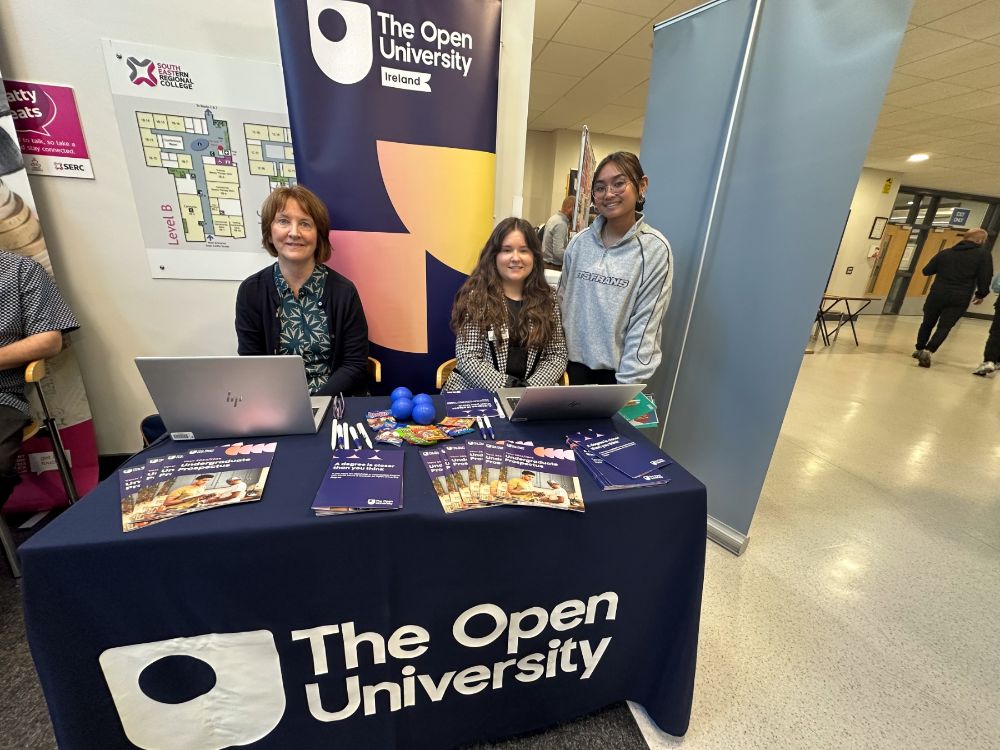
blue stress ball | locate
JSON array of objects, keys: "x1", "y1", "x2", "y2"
[
  {"x1": 391, "y1": 386, "x2": 413, "y2": 403},
  {"x1": 390, "y1": 397, "x2": 413, "y2": 421},
  {"x1": 412, "y1": 393, "x2": 433, "y2": 406},
  {"x1": 412, "y1": 402, "x2": 436, "y2": 425}
]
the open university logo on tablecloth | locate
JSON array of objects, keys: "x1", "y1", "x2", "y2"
[{"x1": 98, "y1": 592, "x2": 618, "y2": 749}]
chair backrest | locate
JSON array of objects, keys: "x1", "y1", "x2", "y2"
[
  {"x1": 367, "y1": 356, "x2": 382, "y2": 384},
  {"x1": 436, "y1": 358, "x2": 569, "y2": 389},
  {"x1": 436, "y1": 359, "x2": 457, "y2": 390},
  {"x1": 25, "y1": 359, "x2": 47, "y2": 383}
]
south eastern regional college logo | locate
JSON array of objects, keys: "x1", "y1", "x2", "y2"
[
  {"x1": 121, "y1": 54, "x2": 194, "y2": 90},
  {"x1": 126, "y1": 57, "x2": 158, "y2": 87},
  {"x1": 307, "y1": 0, "x2": 475, "y2": 92}
]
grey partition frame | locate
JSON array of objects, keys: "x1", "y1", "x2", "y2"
[{"x1": 641, "y1": 0, "x2": 912, "y2": 552}]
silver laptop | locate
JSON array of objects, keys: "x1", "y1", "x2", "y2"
[
  {"x1": 497, "y1": 384, "x2": 645, "y2": 422},
  {"x1": 135, "y1": 356, "x2": 331, "y2": 440}
]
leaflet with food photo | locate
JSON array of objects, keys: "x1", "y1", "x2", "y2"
[
  {"x1": 498, "y1": 442, "x2": 584, "y2": 511},
  {"x1": 121, "y1": 442, "x2": 276, "y2": 532}
]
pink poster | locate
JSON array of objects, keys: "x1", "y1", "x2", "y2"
[{"x1": 5, "y1": 80, "x2": 93, "y2": 178}]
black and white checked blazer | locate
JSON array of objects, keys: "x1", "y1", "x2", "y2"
[{"x1": 444, "y1": 291, "x2": 568, "y2": 392}]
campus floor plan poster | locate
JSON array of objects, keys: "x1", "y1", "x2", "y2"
[{"x1": 103, "y1": 40, "x2": 297, "y2": 280}]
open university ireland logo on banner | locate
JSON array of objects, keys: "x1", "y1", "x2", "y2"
[
  {"x1": 307, "y1": 0, "x2": 474, "y2": 92},
  {"x1": 308, "y1": 0, "x2": 374, "y2": 85},
  {"x1": 99, "y1": 631, "x2": 286, "y2": 750}
]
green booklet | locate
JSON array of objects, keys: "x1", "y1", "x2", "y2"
[{"x1": 618, "y1": 392, "x2": 659, "y2": 429}]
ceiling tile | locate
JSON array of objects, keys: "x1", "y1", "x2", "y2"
[
  {"x1": 877, "y1": 108, "x2": 932, "y2": 128},
  {"x1": 563, "y1": 54, "x2": 650, "y2": 104},
  {"x1": 913, "y1": 89, "x2": 1000, "y2": 115},
  {"x1": 618, "y1": 25, "x2": 654, "y2": 60},
  {"x1": 661, "y1": 0, "x2": 710, "y2": 19},
  {"x1": 534, "y1": 0, "x2": 578, "y2": 40},
  {"x1": 531, "y1": 97, "x2": 599, "y2": 130},
  {"x1": 615, "y1": 81, "x2": 650, "y2": 108},
  {"x1": 940, "y1": 59, "x2": 1000, "y2": 87},
  {"x1": 956, "y1": 100, "x2": 1000, "y2": 123},
  {"x1": 886, "y1": 72, "x2": 933, "y2": 93},
  {"x1": 552, "y1": 4, "x2": 649, "y2": 52},
  {"x1": 908, "y1": 0, "x2": 984, "y2": 26},
  {"x1": 926, "y1": 1, "x2": 1000, "y2": 40},
  {"x1": 610, "y1": 117, "x2": 646, "y2": 139},
  {"x1": 534, "y1": 41, "x2": 605, "y2": 77},
  {"x1": 883, "y1": 80, "x2": 975, "y2": 108},
  {"x1": 532, "y1": 37, "x2": 547, "y2": 60},
  {"x1": 896, "y1": 40, "x2": 1000, "y2": 78},
  {"x1": 573, "y1": 104, "x2": 644, "y2": 133},
  {"x1": 579, "y1": 0, "x2": 671, "y2": 18},
  {"x1": 528, "y1": 70, "x2": 581, "y2": 111},
  {"x1": 894, "y1": 27, "x2": 971, "y2": 66}
]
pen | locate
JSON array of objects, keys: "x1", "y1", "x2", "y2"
[
  {"x1": 493, "y1": 397, "x2": 505, "y2": 419},
  {"x1": 356, "y1": 422, "x2": 373, "y2": 449},
  {"x1": 331, "y1": 418, "x2": 339, "y2": 450},
  {"x1": 483, "y1": 415, "x2": 495, "y2": 440},
  {"x1": 475, "y1": 415, "x2": 486, "y2": 439},
  {"x1": 342, "y1": 423, "x2": 350, "y2": 450},
  {"x1": 349, "y1": 425, "x2": 362, "y2": 450}
]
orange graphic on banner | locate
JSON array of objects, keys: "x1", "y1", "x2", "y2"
[{"x1": 328, "y1": 141, "x2": 495, "y2": 354}]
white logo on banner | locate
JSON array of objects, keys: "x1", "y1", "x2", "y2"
[
  {"x1": 381, "y1": 66, "x2": 431, "y2": 92},
  {"x1": 99, "y1": 631, "x2": 286, "y2": 750},
  {"x1": 308, "y1": 0, "x2": 374, "y2": 85}
]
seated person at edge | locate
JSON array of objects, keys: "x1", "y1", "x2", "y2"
[
  {"x1": 444, "y1": 217, "x2": 568, "y2": 391},
  {"x1": 558, "y1": 151, "x2": 673, "y2": 385},
  {"x1": 235, "y1": 185, "x2": 369, "y2": 396}
]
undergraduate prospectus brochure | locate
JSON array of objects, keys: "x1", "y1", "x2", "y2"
[
  {"x1": 312, "y1": 449, "x2": 404, "y2": 516},
  {"x1": 497, "y1": 442, "x2": 584, "y2": 511},
  {"x1": 120, "y1": 442, "x2": 277, "y2": 532}
]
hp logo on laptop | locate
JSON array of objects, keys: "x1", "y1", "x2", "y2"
[{"x1": 226, "y1": 392, "x2": 244, "y2": 408}]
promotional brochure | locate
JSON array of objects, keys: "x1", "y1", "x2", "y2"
[
  {"x1": 566, "y1": 428, "x2": 669, "y2": 479},
  {"x1": 120, "y1": 442, "x2": 276, "y2": 531},
  {"x1": 566, "y1": 429, "x2": 673, "y2": 491},
  {"x1": 312, "y1": 449, "x2": 404, "y2": 516},
  {"x1": 443, "y1": 389, "x2": 503, "y2": 418},
  {"x1": 619, "y1": 392, "x2": 659, "y2": 429},
  {"x1": 421, "y1": 440, "x2": 583, "y2": 512}
]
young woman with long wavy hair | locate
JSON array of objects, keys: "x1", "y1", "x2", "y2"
[{"x1": 443, "y1": 217, "x2": 567, "y2": 391}]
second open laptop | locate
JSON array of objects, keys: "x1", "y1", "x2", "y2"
[
  {"x1": 135, "y1": 355, "x2": 331, "y2": 440},
  {"x1": 496, "y1": 383, "x2": 645, "y2": 422}
]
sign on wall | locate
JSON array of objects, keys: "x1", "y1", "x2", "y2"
[
  {"x1": 102, "y1": 40, "x2": 296, "y2": 281},
  {"x1": 274, "y1": 0, "x2": 502, "y2": 390},
  {"x1": 4, "y1": 80, "x2": 93, "y2": 179},
  {"x1": 0, "y1": 73, "x2": 99, "y2": 511}
]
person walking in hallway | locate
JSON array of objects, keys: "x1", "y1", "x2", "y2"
[
  {"x1": 914, "y1": 227, "x2": 992, "y2": 368},
  {"x1": 972, "y1": 287, "x2": 1000, "y2": 376}
]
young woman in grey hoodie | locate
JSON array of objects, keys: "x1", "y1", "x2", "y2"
[{"x1": 558, "y1": 152, "x2": 672, "y2": 385}]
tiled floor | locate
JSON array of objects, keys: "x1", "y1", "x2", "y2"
[{"x1": 634, "y1": 313, "x2": 1000, "y2": 749}]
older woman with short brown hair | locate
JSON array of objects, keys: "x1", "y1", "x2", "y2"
[{"x1": 235, "y1": 184, "x2": 369, "y2": 395}]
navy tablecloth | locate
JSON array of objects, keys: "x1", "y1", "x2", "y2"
[{"x1": 20, "y1": 398, "x2": 706, "y2": 749}]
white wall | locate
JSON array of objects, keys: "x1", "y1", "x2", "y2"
[
  {"x1": 522, "y1": 128, "x2": 642, "y2": 226},
  {"x1": 826, "y1": 167, "x2": 904, "y2": 303},
  {"x1": 0, "y1": 0, "x2": 532, "y2": 455}
]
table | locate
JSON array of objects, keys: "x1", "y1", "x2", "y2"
[
  {"x1": 20, "y1": 397, "x2": 707, "y2": 750},
  {"x1": 815, "y1": 295, "x2": 879, "y2": 346}
]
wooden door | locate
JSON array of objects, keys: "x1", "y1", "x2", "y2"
[
  {"x1": 869, "y1": 224, "x2": 910, "y2": 296},
  {"x1": 906, "y1": 228, "x2": 966, "y2": 298}
]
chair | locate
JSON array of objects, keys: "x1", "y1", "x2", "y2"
[
  {"x1": 435, "y1": 358, "x2": 569, "y2": 390},
  {"x1": 367, "y1": 356, "x2": 382, "y2": 384},
  {"x1": 0, "y1": 359, "x2": 78, "y2": 579}
]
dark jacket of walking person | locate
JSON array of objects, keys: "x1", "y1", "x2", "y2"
[{"x1": 914, "y1": 228, "x2": 992, "y2": 367}]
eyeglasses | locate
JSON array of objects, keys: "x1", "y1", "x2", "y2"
[{"x1": 592, "y1": 177, "x2": 631, "y2": 197}]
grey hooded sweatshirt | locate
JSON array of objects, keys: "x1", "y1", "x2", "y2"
[{"x1": 557, "y1": 213, "x2": 672, "y2": 384}]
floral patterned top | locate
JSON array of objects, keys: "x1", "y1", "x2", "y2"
[{"x1": 273, "y1": 263, "x2": 332, "y2": 394}]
